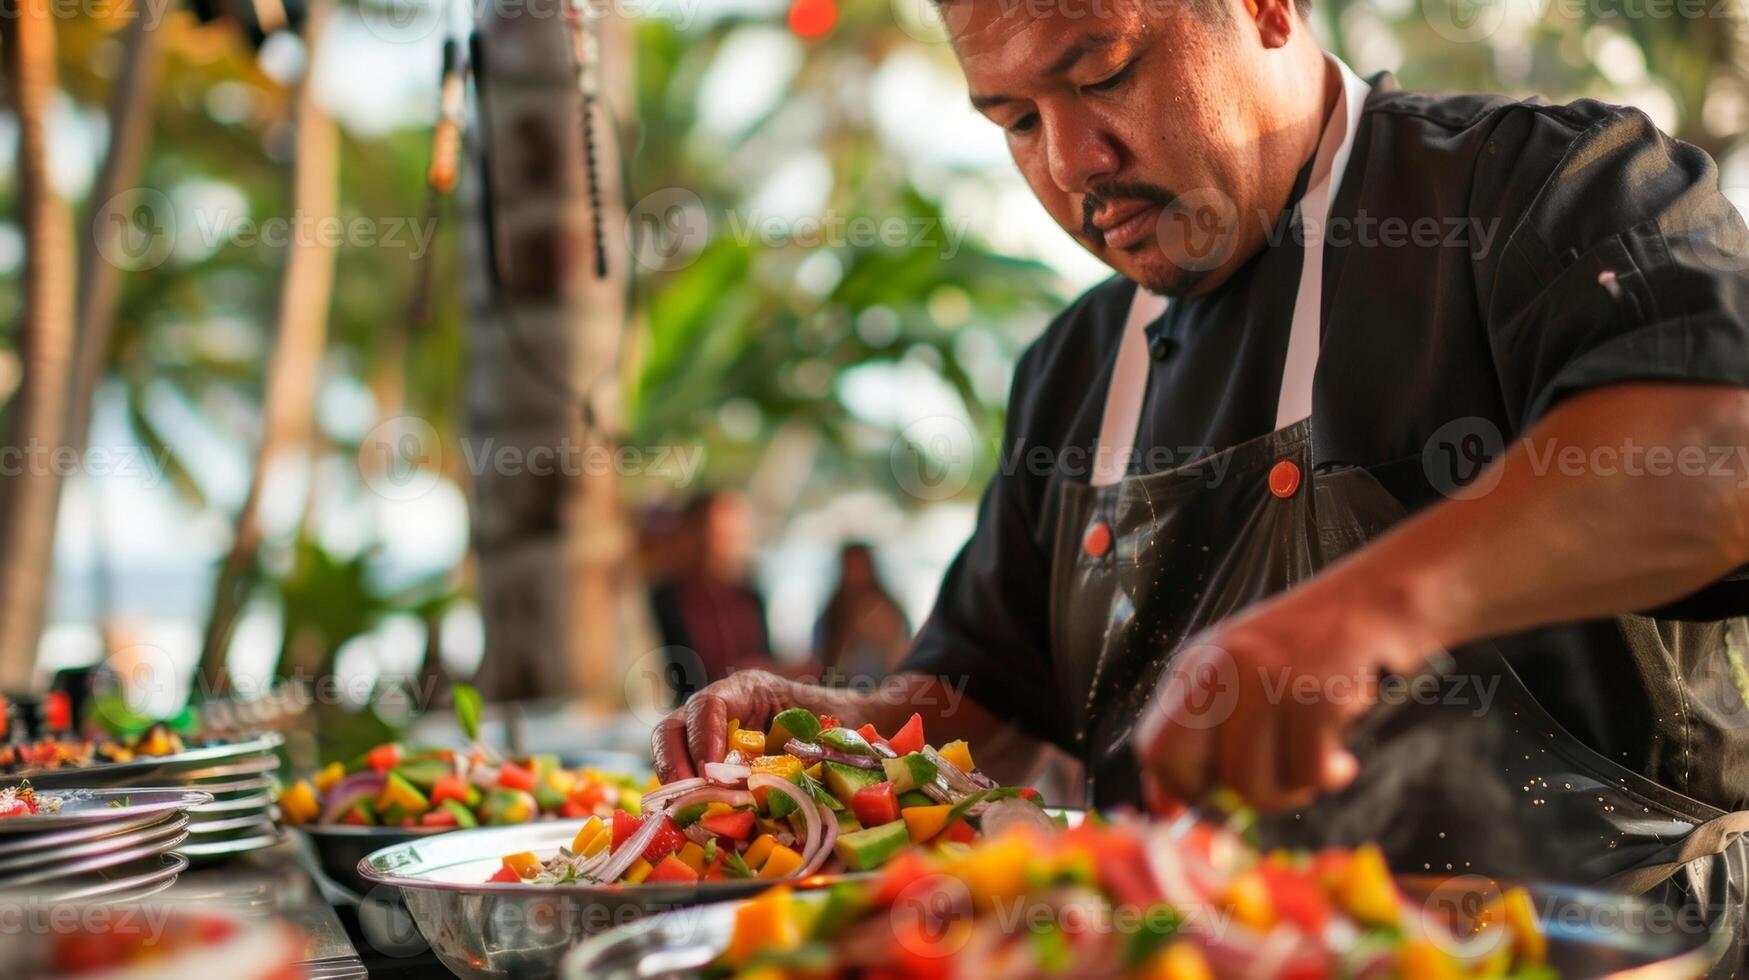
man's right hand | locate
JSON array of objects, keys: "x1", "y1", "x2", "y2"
[{"x1": 651, "y1": 670, "x2": 802, "y2": 782}]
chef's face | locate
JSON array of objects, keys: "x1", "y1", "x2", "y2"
[{"x1": 949, "y1": 0, "x2": 1311, "y2": 296}]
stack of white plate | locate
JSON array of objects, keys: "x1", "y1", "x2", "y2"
[
  {"x1": 0, "y1": 787, "x2": 210, "y2": 901},
  {"x1": 7, "y1": 733, "x2": 287, "y2": 865}
]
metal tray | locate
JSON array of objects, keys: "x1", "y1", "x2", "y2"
[
  {"x1": 565, "y1": 878, "x2": 1730, "y2": 980},
  {"x1": 0, "y1": 812, "x2": 189, "y2": 874},
  {"x1": 0, "y1": 787, "x2": 211, "y2": 834},
  {"x1": 0, "y1": 732, "x2": 284, "y2": 788},
  {"x1": 0, "y1": 826, "x2": 188, "y2": 887},
  {"x1": 178, "y1": 828, "x2": 286, "y2": 864},
  {"x1": 54, "y1": 851, "x2": 190, "y2": 901}
]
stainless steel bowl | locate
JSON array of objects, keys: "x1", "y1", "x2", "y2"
[
  {"x1": 358, "y1": 819, "x2": 847, "y2": 980},
  {"x1": 564, "y1": 879, "x2": 1730, "y2": 980},
  {"x1": 300, "y1": 824, "x2": 442, "y2": 895}
]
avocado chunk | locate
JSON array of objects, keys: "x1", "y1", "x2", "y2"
[
  {"x1": 897, "y1": 790, "x2": 934, "y2": 808},
  {"x1": 817, "y1": 727, "x2": 876, "y2": 757},
  {"x1": 392, "y1": 758, "x2": 453, "y2": 791},
  {"x1": 821, "y1": 761, "x2": 884, "y2": 809},
  {"x1": 881, "y1": 753, "x2": 938, "y2": 793},
  {"x1": 834, "y1": 820, "x2": 911, "y2": 871},
  {"x1": 772, "y1": 708, "x2": 822, "y2": 744},
  {"x1": 441, "y1": 799, "x2": 479, "y2": 828}
]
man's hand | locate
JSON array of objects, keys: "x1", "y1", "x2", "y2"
[
  {"x1": 1134, "y1": 578, "x2": 1434, "y2": 811},
  {"x1": 651, "y1": 670, "x2": 801, "y2": 782}
]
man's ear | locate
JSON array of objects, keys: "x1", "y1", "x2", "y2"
[{"x1": 1246, "y1": 0, "x2": 1297, "y2": 48}]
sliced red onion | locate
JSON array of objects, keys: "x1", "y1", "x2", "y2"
[
  {"x1": 640, "y1": 777, "x2": 706, "y2": 810},
  {"x1": 704, "y1": 762, "x2": 751, "y2": 785},
  {"x1": 783, "y1": 739, "x2": 825, "y2": 764},
  {"x1": 590, "y1": 807, "x2": 671, "y2": 884},
  {"x1": 469, "y1": 763, "x2": 500, "y2": 790},
  {"x1": 800, "y1": 812, "x2": 839, "y2": 876},
  {"x1": 922, "y1": 746, "x2": 981, "y2": 794},
  {"x1": 919, "y1": 780, "x2": 955, "y2": 804},
  {"x1": 723, "y1": 749, "x2": 748, "y2": 767},
  {"x1": 871, "y1": 741, "x2": 898, "y2": 759},
  {"x1": 978, "y1": 797, "x2": 1057, "y2": 840},
  {"x1": 682, "y1": 823, "x2": 715, "y2": 846},
  {"x1": 317, "y1": 772, "x2": 384, "y2": 823},
  {"x1": 666, "y1": 787, "x2": 755, "y2": 811},
  {"x1": 748, "y1": 774, "x2": 821, "y2": 875},
  {"x1": 966, "y1": 768, "x2": 999, "y2": 790},
  {"x1": 787, "y1": 739, "x2": 881, "y2": 769}
]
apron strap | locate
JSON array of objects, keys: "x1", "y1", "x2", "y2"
[
  {"x1": 1090, "y1": 54, "x2": 1372, "y2": 488},
  {"x1": 1598, "y1": 808, "x2": 1749, "y2": 895}
]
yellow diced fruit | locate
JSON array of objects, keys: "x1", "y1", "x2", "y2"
[
  {"x1": 1143, "y1": 942, "x2": 1214, "y2": 980},
  {"x1": 1503, "y1": 886, "x2": 1547, "y2": 965},
  {"x1": 279, "y1": 780, "x2": 320, "y2": 825},
  {"x1": 623, "y1": 858, "x2": 654, "y2": 884},
  {"x1": 947, "y1": 836, "x2": 1030, "y2": 906},
  {"x1": 938, "y1": 740, "x2": 975, "y2": 773},
  {"x1": 805, "y1": 763, "x2": 822, "y2": 780},
  {"x1": 313, "y1": 762, "x2": 346, "y2": 793},
  {"x1": 766, "y1": 719, "x2": 795, "y2": 754},
  {"x1": 725, "y1": 886, "x2": 801, "y2": 968},
  {"x1": 730, "y1": 728, "x2": 767, "y2": 757},
  {"x1": 545, "y1": 769, "x2": 576, "y2": 796},
  {"x1": 703, "y1": 801, "x2": 734, "y2": 818},
  {"x1": 902, "y1": 804, "x2": 954, "y2": 843},
  {"x1": 1222, "y1": 869, "x2": 1275, "y2": 932},
  {"x1": 677, "y1": 841, "x2": 707, "y2": 873},
  {"x1": 581, "y1": 826, "x2": 613, "y2": 857},
  {"x1": 744, "y1": 833, "x2": 778, "y2": 870},
  {"x1": 1398, "y1": 941, "x2": 1464, "y2": 980},
  {"x1": 759, "y1": 844, "x2": 803, "y2": 879},
  {"x1": 1335, "y1": 845, "x2": 1400, "y2": 926},
  {"x1": 570, "y1": 817, "x2": 605, "y2": 855},
  {"x1": 502, "y1": 851, "x2": 542, "y2": 880},
  {"x1": 750, "y1": 754, "x2": 804, "y2": 780}
]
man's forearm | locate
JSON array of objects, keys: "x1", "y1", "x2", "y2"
[{"x1": 1320, "y1": 383, "x2": 1749, "y2": 653}]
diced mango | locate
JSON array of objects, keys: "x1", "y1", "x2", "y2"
[
  {"x1": 944, "y1": 835, "x2": 1030, "y2": 906},
  {"x1": 804, "y1": 763, "x2": 823, "y2": 780},
  {"x1": 1503, "y1": 886, "x2": 1546, "y2": 964},
  {"x1": 902, "y1": 804, "x2": 953, "y2": 843},
  {"x1": 544, "y1": 768, "x2": 577, "y2": 796},
  {"x1": 623, "y1": 858, "x2": 653, "y2": 884},
  {"x1": 750, "y1": 754, "x2": 804, "y2": 780},
  {"x1": 677, "y1": 841, "x2": 707, "y2": 873},
  {"x1": 744, "y1": 833, "x2": 778, "y2": 870},
  {"x1": 581, "y1": 825, "x2": 613, "y2": 857},
  {"x1": 938, "y1": 740, "x2": 975, "y2": 773},
  {"x1": 729, "y1": 729, "x2": 767, "y2": 757},
  {"x1": 502, "y1": 851, "x2": 542, "y2": 880},
  {"x1": 570, "y1": 816, "x2": 605, "y2": 855},
  {"x1": 1335, "y1": 844, "x2": 1399, "y2": 926},
  {"x1": 1222, "y1": 869, "x2": 1274, "y2": 932},
  {"x1": 703, "y1": 801, "x2": 735, "y2": 818},
  {"x1": 313, "y1": 762, "x2": 346, "y2": 793},
  {"x1": 1143, "y1": 942, "x2": 1213, "y2": 980},
  {"x1": 725, "y1": 886, "x2": 801, "y2": 968},
  {"x1": 1398, "y1": 941, "x2": 1463, "y2": 980},
  {"x1": 279, "y1": 780, "x2": 320, "y2": 825},
  {"x1": 759, "y1": 844, "x2": 803, "y2": 879}
]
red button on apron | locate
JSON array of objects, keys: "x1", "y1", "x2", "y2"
[
  {"x1": 1268, "y1": 459, "x2": 1301, "y2": 499},
  {"x1": 1083, "y1": 522, "x2": 1113, "y2": 557}
]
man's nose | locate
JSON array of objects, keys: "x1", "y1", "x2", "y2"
[{"x1": 1045, "y1": 111, "x2": 1119, "y2": 196}]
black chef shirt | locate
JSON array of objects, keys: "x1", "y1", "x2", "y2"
[{"x1": 901, "y1": 73, "x2": 1749, "y2": 810}]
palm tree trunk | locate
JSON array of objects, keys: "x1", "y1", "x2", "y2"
[
  {"x1": 0, "y1": 0, "x2": 79, "y2": 690},
  {"x1": 467, "y1": 0, "x2": 630, "y2": 703},
  {"x1": 197, "y1": 0, "x2": 340, "y2": 692}
]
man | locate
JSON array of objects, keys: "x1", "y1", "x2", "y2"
[{"x1": 656, "y1": 0, "x2": 1749, "y2": 947}]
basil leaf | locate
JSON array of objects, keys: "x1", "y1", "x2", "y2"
[{"x1": 454, "y1": 683, "x2": 483, "y2": 743}]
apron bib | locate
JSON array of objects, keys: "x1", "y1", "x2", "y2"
[{"x1": 1049, "y1": 54, "x2": 1749, "y2": 974}]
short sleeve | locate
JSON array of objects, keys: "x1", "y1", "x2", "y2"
[
  {"x1": 1481, "y1": 104, "x2": 1749, "y2": 427},
  {"x1": 900, "y1": 351, "x2": 1070, "y2": 750}
]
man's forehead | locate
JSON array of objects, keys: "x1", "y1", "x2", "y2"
[{"x1": 949, "y1": 0, "x2": 1144, "y2": 75}]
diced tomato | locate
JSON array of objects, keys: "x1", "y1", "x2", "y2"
[
  {"x1": 429, "y1": 774, "x2": 470, "y2": 807},
  {"x1": 702, "y1": 853, "x2": 727, "y2": 881},
  {"x1": 886, "y1": 713, "x2": 925, "y2": 756},
  {"x1": 497, "y1": 761, "x2": 537, "y2": 792},
  {"x1": 851, "y1": 782, "x2": 901, "y2": 827},
  {"x1": 560, "y1": 799, "x2": 590, "y2": 819},
  {"x1": 641, "y1": 816, "x2": 688, "y2": 864},
  {"x1": 567, "y1": 780, "x2": 607, "y2": 811},
  {"x1": 817, "y1": 715, "x2": 841, "y2": 730},
  {"x1": 856, "y1": 723, "x2": 881, "y2": 744},
  {"x1": 487, "y1": 866, "x2": 521, "y2": 883},
  {"x1": 699, "y1": 809, "x2": 756, "y2": 841},
  {"x1": 420, "y1": 808, "x2": 459, "y2": 828},
  {"x1": 0, "y1": 798, "x2": 31, "y2": 818},
  {"x1": 869, "y1": 850, "x2": 934, "y2": 907},
  {"x1": 939, "y1": 818, "x2": 976, "y2": 845},
  {"x1": 1018, "y1": 787, "x2": 1042, "y2": 803},
  {"x1": 1073, "y1": 829, "x2": 1163, "y2": 907},
  {"x1": 645, "y1": 855, "x2": 701, "y2": 884},
  {"x1": 611, "y1": 809, "x2": 642, "y2": 849},
  {"x1": 366, "y1": 743, "x2": 402, "y2": 773},
  {"x1": 1260, "y1": 864, "x2": 1331, "y2": 934}
]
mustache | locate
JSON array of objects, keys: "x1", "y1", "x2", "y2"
[{"x1": 1081, "y1": 181, "x2": 1179, "y2": 244}]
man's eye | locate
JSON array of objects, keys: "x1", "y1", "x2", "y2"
[
  {"x1": 1084, "y1": 59, "x2": 1138, "y2": 94},
  {"x1": 1008, "y1": 113, "x2": 1039, "y2": 134}
]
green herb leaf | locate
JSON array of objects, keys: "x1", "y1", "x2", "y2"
[
  {"x1": 722, "y1": 850, "x2": 755, "y2": 879},
  {"x1": 454, "y1": 684, "x2": 483, "y2": 743}
]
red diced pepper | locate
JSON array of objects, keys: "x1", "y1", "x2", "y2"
[
  {"x1": 366, "y1": 743, "x2": 402, "y2": 773},
  {"x1": 886, "y1": 713, "x2": 925, "y2": 756},
  {"x1": 869, "y1": 850, "x2": 933, "y2": 907},
  {"x1": 567, "y1": 781, "x2": 606, "y2": 811},
  {"x1": 1260, "y1": 864, "x2": 1330, "y2": 934},
  {"x1": 487, "y1": 866, "x2": 521, "y2": 883},
  {"x1": 940, "y1": 818, "x2": 976, "y2": 845},
  {"x1": 644, "y1": 855, "x2": 701, "y2": 884},
  {"x1": 641, "y1": 816, "x2": 687, "y2": 864},
  {"x1": 856, "y1": 723, "x2": 882, "y2": 744},
  {"x1": 430, "y1": 774, "x2": 470, "y2": 807},
  {"x1": 611, "y1": 809, "x2": 642, "y2": 849},
  {"x1": 497, "y1": 761, "x2": 537, "y2": 792},
  {"x1": 818, "y1": 715, "x2": 841, "y2": 730},
  {"x1": 560, "y1": 799, "x2": 590, "y2": 819},
  {"x1": 702, "y1": 853, "x2": 727, "y2": 880},
  {"x1": 420, "y1": 808, "x2": 459, "y2": 828},
  {"x1": 851, "y1": 782, "x2": 901, "y2": 828},
  {"x1": 699, "y1": 809, "x2": 756, "y2": 841},
  {"x1": 1018, "y1": 787, "x2": 1041, "y2": 802}
]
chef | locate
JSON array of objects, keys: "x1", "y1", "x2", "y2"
[{"x1": 655, "y1": 0, "x2": 1749, "y2": 958}]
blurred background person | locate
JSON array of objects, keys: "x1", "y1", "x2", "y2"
[
  {"x1": 814, "y1": 542, "x2": 910, "y2": 686},
  {"x1": 649, "y1": 491, "x2": 773, "y2": 692}
]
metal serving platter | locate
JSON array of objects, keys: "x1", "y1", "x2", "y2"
[
  {"x1": 0, "y1": 827, "x2": 189, "y2": 887},
  {"x1": 54, "y1": 851, "x2": 190, "y2": 901},
  {"x1": 0, "y1": 812, "x2": 188, "y2": 874},
  {"x1": 177, "y1": 828, "x2": 286, "y2": 864},
  {"x1": 0, "y1": 732, "x2": 285, "y2": 788},
  {"x1": 565, "y1": 879, "x2": 1729, "y2": 980},
  {"x1": 0, "y1": 788, "x2": 211, "y2": 834},
  {"x1": 190, "y1": 790, "x2": 276, "y2": 815}
]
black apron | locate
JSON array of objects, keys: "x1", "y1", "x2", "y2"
[{"x1": 1050, "y1": 55, "x2": 1749, "y2": 975}]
